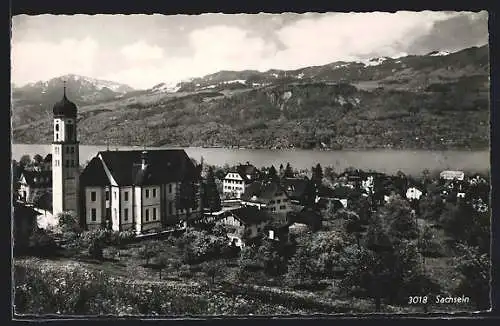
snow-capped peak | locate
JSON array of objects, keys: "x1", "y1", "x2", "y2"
[
  {"x1": 364, "y1": 57, "x2": 390, "y2": 66},
  {"x1": 60, "y1": 74, "x2": 133, "y2": 93},
  {"x1": 150, "y1": 81, "x2": 181, "y2": 93}
]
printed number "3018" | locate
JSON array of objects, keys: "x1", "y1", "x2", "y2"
[{"x1": 409, "y1": 296, "x2": 428, "y2": 304}]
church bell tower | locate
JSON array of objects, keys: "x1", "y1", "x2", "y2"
[{"x1": 52, "y1": 82, "x2": 80, "y2": 217}]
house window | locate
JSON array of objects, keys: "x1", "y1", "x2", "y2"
[
  {"x1": 124, "y1": 191, "x2": 129, "y2": 201},
  {"x1": 65, "y1": 160, "x2": 69, "y2": 167},
  {"x1": 91, "y1": 208, "x2": 97, "y2": 221},
  {"x1": 280, "y1": 205, "x2": 286, "y2": 210},
  {"x1": 145, "y1": 209, "x2": 150, "y2": 222},
  {"x1": 71, "y1": 147, "x2": 75, "y2": 154},
  {"x1": 169, "y1": 184, "x2": 172, "y2": 193},
  {"x1": 71, "y1": 160, "x2": 75, "y2": 167},
  {"x1": 169, "y1": 202, "x2": 173, "y2": 215},
  {"x1": 114, "y1": 208, "x2": 117, "y2": 218},
  {"x1": 124, "y1": 208, "x2": 129, "y2": 221},
  {"x1": 65, "y1": 147, "x2": 69, "y2": 154},
  {"x1": 153, "y1": 208, "x2": 157, "y2": 220},
  {"x1": 56, "y1": 134, "x2": 59, "y2": 141},
  {"x1": 114, "y1": 191, "x2": 117, "y2": 200},
  {"x1": 153, "y1": 188, "x2": 156, "y2": 198},
  {"x1": 55, "y1": 147, "x2": 59, "y2": 155},
  {"x1": 105, "y1": 191, "x2": 109, "y2": 201},
  {"x1": 55, "y1": 124, "x2": 59, "y2": 132},
  {"x1": 277, "y1": 199, "x2": 281, "y2": 204},
  {"x1": 145, "y1": 189, "x2": 149, "y2": 198},
  {"x1": 91, "y1": 191, "x2": 96, "y2": 202}
]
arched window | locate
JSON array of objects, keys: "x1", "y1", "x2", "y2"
[{"x1": 55, "y1": 124, "x2": 59, "y2": 132}]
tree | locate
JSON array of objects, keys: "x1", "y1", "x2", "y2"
[
  {"x1": 57, "y1": 211, "x2": 83, "y2": 235},
  {"x1": 140, "y1": 241, "x2": 159, "y2": 265},
  {"x1": 454, "y1": 244, "x2": 490, "y2": 310},
  {"x1": 378, "y1": 195, "x2": 418, "y2": 241},
  {"x1": 267, "y1": 165, "x2": 278, "y2": 180},
  {"x1": 19, "y1": 155, "x2": 31, "y2": 168},
  {"x1": 33, "y1": 154, "x2": 44, "y2": 166},
  {"x1": 151, "y1": 252, "x2": 170, "y2": 280},
  {"x1": 312, "y1": 163, "x2": 323, "y2": 183},
  {"x1": 418, "y1": 225, "x2": 442, "y2": 261},
  {"x1": 202, "y1": 167, "x2": 221, "y2": 213},
  {"x1": 202, "y1": 260, "x2": 225, "y2": 286},
  {"x1": 284, "y1": 163, "x2": 294, "y2": 178},
  {"x1": 343, "y1": 210, "x2": 364, "y2": 249},
  {"x1": 324, "y1": 166, "x2": 335, "y2": 181},
  {"x1": 88, "y1": 238, "x2": 103, "y2": 260}
]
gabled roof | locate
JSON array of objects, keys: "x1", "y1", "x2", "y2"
[
  {"x1": 20, "y1": 170, "x2": 52, "y2": 187},
  {"x1": 228, "y1": 163, "x2": 260, "y2": 182},
  {"x1": 229, "y1": 206, "x2": 271, "y2": 225},
  {"x1": 241, "y1": 180, "x2": 286, "y2": 203},
  {"x1": 79, "y1": 157, "x2": 110, "y2": 186},
  {"x1": 81, "y1": 149, "x2": 200, "y2": 187}
]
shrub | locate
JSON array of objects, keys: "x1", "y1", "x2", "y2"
[
  {"x1": 28, "y1": 229, "x2": 59, "y2": 257},
  {"x1": 88, "y1": 239, "x2": 103, "y2": 260}
]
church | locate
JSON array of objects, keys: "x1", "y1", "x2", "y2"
[{"x1": 50, "y1": 84, "x2": 202, "y2": 234}]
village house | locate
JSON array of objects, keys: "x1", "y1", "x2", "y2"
[
  {"x1": 18, "y1": 170, "x2": 53, "y2": 206},
  {"x1": 280, "y1": 176, "x2": 316, "y2": 211},
  {"x1": 216, "y1": 206, "x2": 271, "y2": 247},
  {"x1": 315, "y1": 184, "x2": 351, "y2": 212},
  {"x1": 240, "y1": 180, "x2": 292, "y2": 224},
  {"x1": 222, "y1": 163, "x2": 260, "y2": 199},
  {"x1": 440, "y1": 170, "x2": 465, "y2": 181},
  {"x1": 79, "y1": 149, "x2": 202, "y2": 234}
]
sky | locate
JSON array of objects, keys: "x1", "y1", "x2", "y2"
[{"x1": 11, "y1": 11, "x2": 489, "y2": 90}]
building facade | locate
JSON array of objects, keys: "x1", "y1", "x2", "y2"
[
  {"x1": 52, "y1": 84, "x2": 80, "y2": 217},
  {"x1": 222, "y1": 163, "x2": 260, "y2": 199},
  {"x1": 79, "y1": 149, "x2": 202, "y2": 234}
]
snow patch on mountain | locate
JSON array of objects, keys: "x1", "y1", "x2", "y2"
[
  {"x1": 364, "y1": 57, "x2": 390, "y2": 66},
  {"x1": 150, "y1": 82, "x2": 181, "y2": 93}
]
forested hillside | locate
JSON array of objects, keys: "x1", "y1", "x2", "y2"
[{"x1": 12, "y1": 45, "x2": 490, "y2": 150}]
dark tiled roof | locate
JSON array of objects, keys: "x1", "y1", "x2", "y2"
[
  {"x1": 230, "y1": 206, "x2": 271, "y2": 225},
  {"x1": 94, "y1": 149, "x2": 199, "y2": 186},
  {"x1": 320, "y1": 185, "x2": 354, "y2": 199},
  {"x1": 241, "y1": 180, "x2": 285, "y2": 203},
  {"x1": 79, "y1": 157, "x2": 110, "y2": 186},
  {"x1": 43, "y1": 154, "x2": 52, "y2": 163},
  {"x1": 230, "y1": 164, "x2": 260, "y2": 182},
  {"x1": 20, "y1": 170, "x2": 52, "y2": 188},
  {"x1": 281, "y1": 177, "x2": 312, "y2": 200}
]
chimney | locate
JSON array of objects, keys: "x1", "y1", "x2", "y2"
[{"x1": 141, "y1": 151, "x2": 148, "y2": 170}]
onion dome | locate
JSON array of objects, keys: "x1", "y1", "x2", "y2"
[{"x1": 53, "y1": 82, "x2": 77, "y2": 118}]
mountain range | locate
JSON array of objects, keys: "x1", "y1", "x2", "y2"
[{"x1": 11, "y1": 45, "x2": 490, "y2": 150}]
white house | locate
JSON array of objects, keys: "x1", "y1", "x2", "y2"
[
  {"x1": 222, "y1": 163, "x2": 260, "y2": 199},
  {"x1": 79, "y1": 149, "x2": 202, "y2": 234},
  {"x1": 406, "y1": 187, "x2": 423, "y2": 201},
  {"x1": 440, "y1": 170, "x2": 465, "y2": 181}
]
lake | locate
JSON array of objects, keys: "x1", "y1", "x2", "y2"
[{"x1": 11, "y1": 144, "x2": 490, "y2": 176}]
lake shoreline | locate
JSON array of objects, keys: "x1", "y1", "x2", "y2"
[
  {"x1": 11, "y1": 142, "x2": 490, "y2": 152},
  {"x1": 12, "y1": 144, "x2": 490, "y2": 176}
]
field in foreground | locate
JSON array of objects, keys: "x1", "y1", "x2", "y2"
[{"x1": 13, "y1": 235, "x2": 475, "y2": 317}]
